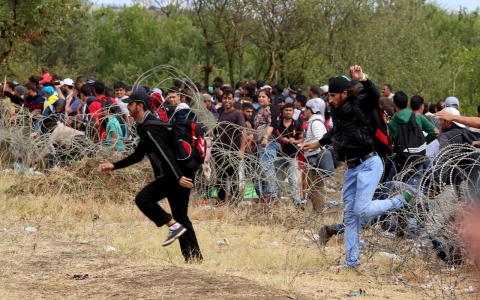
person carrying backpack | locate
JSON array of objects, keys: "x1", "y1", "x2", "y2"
[
  {"x1": 98, "y1": 91, "x2": 202, "y2": 263},
  {"x1": 302, "y1": 65, "x2": 416, "y2": 269},
  {"x1": 387, "y1": 91, "x2": 437, "y2": 184},
  {"x1": 89, "y1": 81, "x2": 127, "y2": 142}
]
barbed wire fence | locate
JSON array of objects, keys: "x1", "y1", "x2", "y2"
[{"x1": 1, "y1": 66, "x2": 479, "y2": 298}]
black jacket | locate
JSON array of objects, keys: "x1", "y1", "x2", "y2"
[
  {"x1": 113, "y1": 111, "x2": 186, "y2": 181},
  {"x1": 3, "y1": 91, "x2": 24, "y2": 106},
  {"x1": 319, "y1": 79, "x2": 380, "y2": 160}
]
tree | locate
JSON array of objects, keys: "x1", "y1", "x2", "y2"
[
  {"x1": 247, "y1": 0, "x2": 317, "y2": 84},
  {"x1": 0, "y1": 0, "x2": 87, "y2": 66},
  {"x1": 92, "y1": 5, "x2": 205, "y2": 85}
]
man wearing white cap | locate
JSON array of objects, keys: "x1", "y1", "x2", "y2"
[
  {"x1": 438, "y1": 107, "x2": 469, "y2": 149},
  {"x1": 436, "y1": 107, "x2": 480, "y2": 191},
  {"x1": 435, "y1": 106, "x2": 480, "y2": 130}
]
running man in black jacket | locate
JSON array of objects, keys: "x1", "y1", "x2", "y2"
[
  {"x1": 302, "y1": 66, "x2": 413, "y2": 268},
  {"x1": 99, "y1": 91, "x2": 202, "y2": 263}
]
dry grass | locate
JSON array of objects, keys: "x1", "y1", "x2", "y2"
[{"x1": 0, "y1": 162, "x2": 479, "y2": 299}]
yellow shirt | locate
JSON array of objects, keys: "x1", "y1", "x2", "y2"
[{"x1": 44, "y1": 94, "x2": 59, "y2": 111}]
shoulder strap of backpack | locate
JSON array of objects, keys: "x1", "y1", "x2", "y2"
[
  {"x1": 309, "y1": 118, "x2": 326, "y2": 139},
  {"x1": 138, "y1": 119, "x2": 165, "y2": 136},
  {"x1": 353, "y1": 98, "x2": 370, "y2": 124}
]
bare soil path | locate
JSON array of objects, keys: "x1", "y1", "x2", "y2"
[{"x1": 0, "y1": 227, "x2": 310, "y2": 299}]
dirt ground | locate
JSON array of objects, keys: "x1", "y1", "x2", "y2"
[
  {"x1": 0, "y1": 227, "x2": 308, "y2": 300},
  {"x1": 1, "y1": 167, "x2": 479, "y2": 300}
]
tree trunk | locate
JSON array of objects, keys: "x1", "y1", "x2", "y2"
[
  {"x1": 226, "y1": 43, "x2": 235, "y2": 87},
  {"x1": 204, "y1": 42, "x2": 212, "y2": 88}
]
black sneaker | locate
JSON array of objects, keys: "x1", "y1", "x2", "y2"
[
  {"x1": 162, "y1": 224, "x2": 187, "y2": 247},
  {"x1": 318, "y1": 225, "x2": 337, "y2": 245}
]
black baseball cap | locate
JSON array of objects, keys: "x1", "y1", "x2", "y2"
[{"x1": 122, "y1": 91, "x2": 151, "y2": 108}]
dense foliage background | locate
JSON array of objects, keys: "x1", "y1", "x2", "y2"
[{"x1": 1, "y1": 0, "x2": 479, "y2": 113}]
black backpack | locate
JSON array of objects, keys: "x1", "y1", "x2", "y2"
[
  {"x1": 140, "y1": 118, "x2": 208, "y2": 171},
  {"x1": 394, "y1": 112, "x2": 426, "y2": 167},
  {"x1": 354, "y1": 100, "x2": 393, "y2": 158},
  {"x1": 273, "y1": 94, "x2": 286, "y2": 105}
]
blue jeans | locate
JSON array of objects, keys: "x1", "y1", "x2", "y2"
[
  {"x1": 274, "y1": 157, "x2": 300, "y2": 203},
  {"x1": 255, "y1": 142, "x2": 280, "y2": 196},
  {"x1": 333, "y1": 180, "x2": 410, "y2": 234},
  {"x1": 343, "y1": 155, "x2": 404, "y2": 266}
]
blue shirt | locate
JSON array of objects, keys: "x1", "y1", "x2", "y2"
[
  {"x1": 106, "y1": 117, "x2": 126, "y2": 152},
  {"x1": 69, "y1": 98, "x2": 80, "y2": 116}
]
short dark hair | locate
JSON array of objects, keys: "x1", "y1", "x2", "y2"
[
  {"x1": 310, "y1": 86, "x2": 320, "y2": 97},
  {"x1": 410, "y1": 95, "x2": 424, "y2": 111},
  {"x1": 283, "y1": 102, "x2": 295, "y2": 109},
  {"x1": 429, "y1": 103, "x2": 437, "y2": 114},
  {"x1": 52, "y1": 73, "x2": 62, "y2": 81},
  {"x1": 222, "y1": 88, "x2": 234, "y2": 99},
  {"x1": 295, "y1": 94, "x2": 307, "y2": 107},
  {"x1": 233, "y1": 102, "x2": 242, "y2": 110},
  {"x1": 94, "y1": 81, "x2": 105, "y2": 95},
  {"x1": 436, "y1": 100, "x2": 445, "y2": 112},
  {"x1": 40, "y1": 117, "x2": 57, "y2": 135},
  {"x1": 275, "y1": 83, "x2": 284, "y2": 93},
  {"x1": 113, "y1": 81, "x2": 125, "y2": 90},
  {"x1": 76, "y1": 76, "x2": 86, "y2": 84},
  {"x1": 6, "y1": 82, "x2": 15, "y2": 91},
  {"x1": 242, "y1": 102, "x2": 253, "y2": 110},
  {"x1": 143, "y1": 86, "x2": 151, "y2": 94},
  {"x1": 244, "y1": 84, "x2": 255, "y2": 94},
  {"x1": 25, "y1": 82, "x2": 36, "y2": 92},
  {"x1": 105, "y1": 87, "x2": 115, "y2": 98},
  {"x1": 477, "y1": 104, "x2": 480, "y2": 114},
  {"x1": 166, "y1": 86, "x2": 180, "y2": 96},
  {"x1": 29, "y1": 76, "x2": 40, "y2": 86},
  {"x1": 213, "y1": 76, "x2": 224, "y2": 85},
  {"x1": 383, "y1": 84, "x2": 393, "y2": 92},
  {"x1": 80, "y1": 84, "x2": 92, "y2": 97},
  {"x1": 236, "y1": 82, "x2": 244, "y2": 90},
  {"x1": 393, "y1": 91, "x2": 408, "y2": 109},
  {"x1": 174, "y1": 79, "x2": 183, "y2": 88},
  {"x1": 423, "y1": 102, "x2": 429, "y2": 115}
]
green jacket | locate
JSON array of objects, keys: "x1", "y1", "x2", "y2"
[{"x1": 387, "y1": 109, "x2": 436, "y2": 148}]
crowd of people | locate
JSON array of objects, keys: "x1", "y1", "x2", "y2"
[{"x1": 1, "y1": 64, "x2": 480, "y2": 267}]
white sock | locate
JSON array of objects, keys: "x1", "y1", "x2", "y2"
[{"x1": 169, "y1": 222, "x2": 180, "y2": 230}]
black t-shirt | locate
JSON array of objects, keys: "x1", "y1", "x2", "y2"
[
  {"x1": 277, "y1": 118, "x2": 302, "y2": 157},
  {"x1": 217, "y1": 108, "x2": 246, "y2": 151}
]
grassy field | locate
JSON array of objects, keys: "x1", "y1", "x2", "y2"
[{"x1": 0, "y1": 162, "x2": 478, "y2": 299}]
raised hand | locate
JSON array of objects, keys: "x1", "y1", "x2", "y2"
[{"x1": 350, "y1": 65, "x2": 365, "y2": 81}]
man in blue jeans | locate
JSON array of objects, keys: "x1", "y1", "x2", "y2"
[
  {"x1": 302, "y1": 66, "x2": 415, "y2": 268},
  {"x1": 319, "y1": 181, "x2": 423, "y2": 244},
  {"x1": 275, "y1": 103, "x2": 304, "y2": 206}
]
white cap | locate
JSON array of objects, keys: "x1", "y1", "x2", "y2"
[
  {"x1": 441, "y1": 107, "x2": 465, "y2": 128},
  {"x1": 63, "y1": 78, "x2": 74, "y2": 86},
  {"x1": 320, "y1": 85, "x2": 329, "y2": 94}
]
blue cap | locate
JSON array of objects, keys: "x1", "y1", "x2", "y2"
[
  {"x1": 133, "y1": 86, "x2": 146, "y2": 92},
  {"x1": 86, "y1": 96, "x2": 96, "y2": 105},
  {"x1": 43, "y1": 86, "x2": 55, "y2": 96}
]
